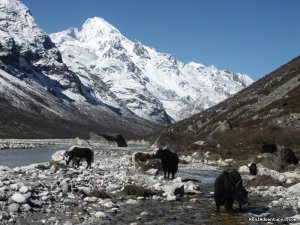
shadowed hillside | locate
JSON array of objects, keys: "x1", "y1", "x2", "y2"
[{"x1": 148, "y1": 56, "x2": 300, "y2": 159}]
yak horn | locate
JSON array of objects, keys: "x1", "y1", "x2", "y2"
[{"x1": 236, "y1": 179, "x2": 242, "y2": 188}]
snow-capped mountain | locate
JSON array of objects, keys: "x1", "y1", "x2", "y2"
[
  {"x1": 0, "y1": 0, "x2": 157, "y2": 138},
  {"x1": 0, "y1": 0, "x2": 252, "y2": 139},
  {"x1": 51, "y1": 17, "x2": 253, "y2": 123}
]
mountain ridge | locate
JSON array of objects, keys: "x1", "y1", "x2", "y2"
[
  {"x1": 0, "y1": 0, "x2": 158, "y2": 138},
  {"x1": 0, "y1": 0, "x2": 253, "y2": 138},
  {"x1": 147, "y1": 55, "x2": 300, "y2": 152},
  {"x1": 50, "y1": 16, "x2": 253, "y2": 124}
]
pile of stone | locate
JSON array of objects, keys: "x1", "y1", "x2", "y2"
[{"x1": 0, "y1": 149, "x2": 204, "y2": 224}]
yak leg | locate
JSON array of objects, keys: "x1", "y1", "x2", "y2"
[
  {"x1": 75, "y1": 158, "x2": 81, "y2": 168},
  {"x1": 216, "y1": 203, "x2": 220, "y2": 212},
  {"x1": 239, "y1": 202, "x2": 243, "y2": 210},
  {"x1": 225, "y1": 198, "x2": 234, "y2": 210},
  {"x1": 86, "y1": 159, "x2": 92, "y2": 169},
  {"x1": 171, "y1": 171, "x2": 175, "y2": 179},
  {"x1": 214, "y1": 194, "x2": 224, "y2": 212},
  {"x1": 66, "y1": 157, "x2": 72, "y2": 166}
]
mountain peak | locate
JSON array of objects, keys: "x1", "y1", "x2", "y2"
[
  {"x1": 81, "y1": 17, "x2": 121, "y2": 39},
  {"x1": 51, "y1": 17, "x2": 253, "y2": 123}
]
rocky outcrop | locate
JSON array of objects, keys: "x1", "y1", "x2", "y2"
[{"x1": 90, "y1": 132, "x2": 127, "y2": 147}]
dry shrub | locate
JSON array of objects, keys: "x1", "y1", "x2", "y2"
[
  {"x1": 122, "y1": 185, "x2": 161, "y2": 197},
  {"x1": 209, "y1": 128, "x2": 300, "y2": 147},
  {"x1": 74, "y1": 189, "x2": 110, "y2": 199},
  {"x1": 86, "y1": 189, "x2": 110, "y2": 198},
  {"x1": 35, "y1": 164, "x2": 51, "y2": 170}
]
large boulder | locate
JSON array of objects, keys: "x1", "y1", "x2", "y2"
[
  {"x1": 256, "y1": 148, "x2": 299, "y2": 172},
  {"x1": 51, "y1": 150, "x2": 66, "y2": 164},
  {"x1": 89, "y1": 132, "x2": 127, "y2": 147}
]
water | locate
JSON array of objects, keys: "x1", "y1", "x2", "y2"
[
  {"x1": 0, "y1": 144, "x2": 295, "y2": 224},
  {"x1": 0, "y1": 144, "x2": 68, "y2": 168},
  {"x1": 0, "y1": 144, "x2": 149, "y2": 168},
  {"x1": 114, "y1": 168, "x2": 295, "y2": 225}
]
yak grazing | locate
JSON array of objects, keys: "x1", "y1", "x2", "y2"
[
  {"x1": 152, "y1": 148, "x2": 179, "y2": 179},
  {"x1": 214, "y1": 168, "x2": 248, "y2": 212},
  {"x1": 249, "y1": 163, "x2": 258, "y2": 175},
  {"x1": 64, "y1": 146, "x2": 94, "y2": 169},
  {"x1": 282, "y1": 148, "x2": 299, "y2": 165}
]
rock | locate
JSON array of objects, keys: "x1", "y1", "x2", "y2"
[
  {"x1": 125, "y1": 199, "x2": 138, "y2": 205},
  {"x1": 140, "y1": 211, "x2": 149, "y2": 216},
  {"x1": 224, "y1": 158, "x2": 234, "y2": 164},
  {"x1": 94, "y1": 211, "x2": 107, "y2": 218},
  {"x1": 238, "y1": 165, "x2": 249, "y2": 174},
  {"x1": 8, "y1": 203, "x2": 20, "y2": 212},
  {"x1": 63, "y1": 221, "x2": 73, "y2": 225},
  {"x1": 146, "y1": 169, "x2": 159, "y2": 176},
  {"x1": 51, "y1": 150, "x2": 66, "y2": 163},
  {"x1": 22, "y1": 204, "x2": 32, "y2": 212},
  {"x1": 247, "y1": 175, "x2": 283, "y2": 187},
  {"x1": 11, "y1": 193, "x2": 27, "y2": 203},
  {"x1": 166, "y1": 195, "x2": 176, "y2": 201},
  {"x1": 90, "y1": 132, "x2": 127, "y2": 147},
  {"x1": 184, "y1": 181, "x2": 199, "y2": 192},
  {"x1": 19, "y1": 186, "x2": 29, "y2": 194},
  {"x1": 69, "y1": 137, "x2": 90, "y2": 148},
  {"x1": 16, "y1": 218, "x2": 30, "y2": 225},
  {"x1": 10, "y1": 183, "x2": 20, "y2": 190},
  {"x1": 106, "y1": 184, "x2": 120, "y2": 192},
  {"x1": 39, "y1": 191, "x2": 49, "y2": 197},
  {"x1": 28, "y1": 199, "x2": 43, "y2": 208}
]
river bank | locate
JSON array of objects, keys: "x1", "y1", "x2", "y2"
[
  {"x1": 0, "y1": 139, "x2": 71, "y2": 150},
  {"x1": 0, "y1": 145, "x2": 299, "y2": 224}
]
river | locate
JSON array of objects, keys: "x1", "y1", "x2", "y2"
[{"x1": 0, "y1": 144, "x2": 149, "y2": 168}]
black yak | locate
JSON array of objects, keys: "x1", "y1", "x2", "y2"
[
  {"x1": 261, "y1": 144, "x2": 277, "y2": 154},
  {"x1": 214, "y1": 168, "x2": 248, "y2": 212},
  {"x1": 249, "y1": 163, "x2": 257, "y2": 175},
  {"x1": 282, "y1": 148, "x2": 299, "y2": 165},
  {"x1": 64, "y1": 146, "x2": 94, "y2": 169},
  {"x1": 152, "y1": 148, "x2": 179, "y2": 179}
]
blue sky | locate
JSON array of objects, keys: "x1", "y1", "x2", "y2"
[{"x1": 21, "y1": 0, "x2": 300, "y2": 80}]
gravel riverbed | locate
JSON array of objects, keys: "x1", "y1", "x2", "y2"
[{"x1": 0, "y1": 146, "x2": 299, "y2": 224}]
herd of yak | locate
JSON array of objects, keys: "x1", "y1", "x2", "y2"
[{"x1": 63, "y1": 144, "x2": 299, "y2": 212}]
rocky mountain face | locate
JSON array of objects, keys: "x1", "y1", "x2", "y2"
[
  {"x1": 0, "y1": 0, "x2": 252, "y2": 138},
  {"x1": 148, "y1": 56, "x2": 300, "y2": 152},
  {"x1": 0, "y1": 0, "x2": 157, "y2": 138},
  {"x1": 50, "y1": 17, "x2": 253, "y2": 124}
]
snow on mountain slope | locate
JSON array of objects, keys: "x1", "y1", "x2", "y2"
[
  {"x1": 51, "y1": 17, "x2": 253, "y2": 123},
  {"x1": 0, "y1": 0, "x2": 96, "y2": 104},
  {"x1": 0, "y1": 0, "x2": 159, "y2": 138}
]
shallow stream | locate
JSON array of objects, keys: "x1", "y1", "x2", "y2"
[{"x1": 0, "y1": 144, "x2": 296, "y2": 224}]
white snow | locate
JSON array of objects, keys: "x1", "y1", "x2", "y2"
[
  {"x1": 50, "y1": 16, "x2": 253, "y2": 123},
  {"x1": 0, "y1": 0, "x2": 253, "y2": 125}
]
